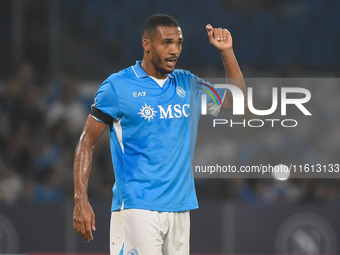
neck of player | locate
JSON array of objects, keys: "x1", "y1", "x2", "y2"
[{"x1": 141, "y1": 58, "x2": 168, "y2": 79}]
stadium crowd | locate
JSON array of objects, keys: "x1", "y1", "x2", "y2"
[{"x1": 0, "y1": 62, "x2": 113, "y2": 204}]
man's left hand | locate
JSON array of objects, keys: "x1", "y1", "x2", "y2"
[{"x1": 206, "y1": 24, "x2": 233, "y2": 52}]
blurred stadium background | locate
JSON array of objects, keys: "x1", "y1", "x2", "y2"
[{"x1": 1, "y1": 0, "x2": 340, "y2": 254}]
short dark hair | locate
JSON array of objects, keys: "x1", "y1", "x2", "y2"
[{"x1": 142, "y1": 14, "x2": 180, "y2": 39}]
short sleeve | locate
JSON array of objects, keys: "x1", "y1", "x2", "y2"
[
  {"x1": 191, "y1": 75, "x2": 226, "y2": 117},
  {"x1": 93, "y1": 79, "x2": 120, "y2": 121},
  {"x1": 206, "y1": 85, "x2": 225, "y2": 117}
]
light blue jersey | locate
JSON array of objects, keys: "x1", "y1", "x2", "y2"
[{"x1": 92, "y1": 61, "x2": 225, "y2": 212}]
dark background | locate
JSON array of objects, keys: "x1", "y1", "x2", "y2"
[{"x1": 1, "y1": 0, "x2": 340, "y2": 254}]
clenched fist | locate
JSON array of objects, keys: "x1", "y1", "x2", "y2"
[{"x1": 206, "y1": 24, "x2": 233, "y2": 52}]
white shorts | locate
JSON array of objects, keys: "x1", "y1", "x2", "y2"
[{"x1": 110, "y1": 209, "x2": 190, "y2": 255}]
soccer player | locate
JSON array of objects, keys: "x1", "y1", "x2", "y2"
[{"x1": 73, "y1": 14, "x2": 245, "y2": 255}]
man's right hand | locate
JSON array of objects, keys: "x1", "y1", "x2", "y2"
[{"x1": 73, "y1": 200, "x2": 96, "y2": 242}]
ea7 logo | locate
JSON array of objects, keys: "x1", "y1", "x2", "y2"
[
  {"x1": 158, "y1": 104, "x2": 190, "y2": 119},
  {"x1": 133, "y1": 92, "x2": 146, "y2": 97}
]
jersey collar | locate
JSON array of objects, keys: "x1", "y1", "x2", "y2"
[{"x1": 132, "y1": 61, "x2": 174, "y2": 79}]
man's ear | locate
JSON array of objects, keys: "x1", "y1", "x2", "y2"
[{"x1": 142, "y1": 38, "x2": 150, "y2": 53}]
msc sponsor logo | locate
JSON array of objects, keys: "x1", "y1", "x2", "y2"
[
  {"x1": 138, "y1": 104, "x2": 189, "y2": 121},
  {"x1": 158, "y1": 104, "x2": 189, "y2": 119},
  {"x1": 138, "y1": 103, "x2": 157, "y2": 122}
]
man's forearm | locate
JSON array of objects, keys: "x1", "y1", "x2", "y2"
[
  {"x1": 73, "y1": 115, "x2": 107, "y2": 203},
  {"x1": 221, "y1": 49, "x2": 246, "y2": 110},
  {"x1": 205, "y1": 25, "x2": 246, "y2": 110},
  {"x1": 73, "y1": 139, "x2": 97, "y2": 243},
  {"x1": 221, "y1": 49, "x2": 243, "y2": 79},
  {"x1": 73, "y1": 140, "x2": 94, "y2": 202}
]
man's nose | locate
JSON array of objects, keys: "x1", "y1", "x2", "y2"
[{"x1": 169, "y1": 44, "x2": 179, "y2": 55}]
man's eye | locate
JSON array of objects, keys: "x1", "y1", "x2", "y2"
[{"x1": 164, "y1": 41, "x2": 170, "y2": 45}]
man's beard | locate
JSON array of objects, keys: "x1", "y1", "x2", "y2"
[{"x1": 151, "y1": 54, "x2": 173, "y2": 75}]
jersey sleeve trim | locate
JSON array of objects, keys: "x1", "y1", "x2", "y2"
[{"x1": 90, "y1": 105, "x2": 113, "y2": 124}]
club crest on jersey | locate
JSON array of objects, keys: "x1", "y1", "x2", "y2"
[
  {"x1": 177, "y1": 86, "x2": 186, "y2": 98},
  {"x1": 127, "y1": 249, "x2": 139, "y2": 255},
  {"x1": 138, "y1": 103, "x2": 157, "y2": 122}
]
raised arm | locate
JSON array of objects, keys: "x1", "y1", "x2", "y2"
[
  {"x1": 73, "y1": 115, "x2": 107, "y2": 242},
  {"x1": 206, "y1": 24, "x2": 246, "y2": 110}
]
